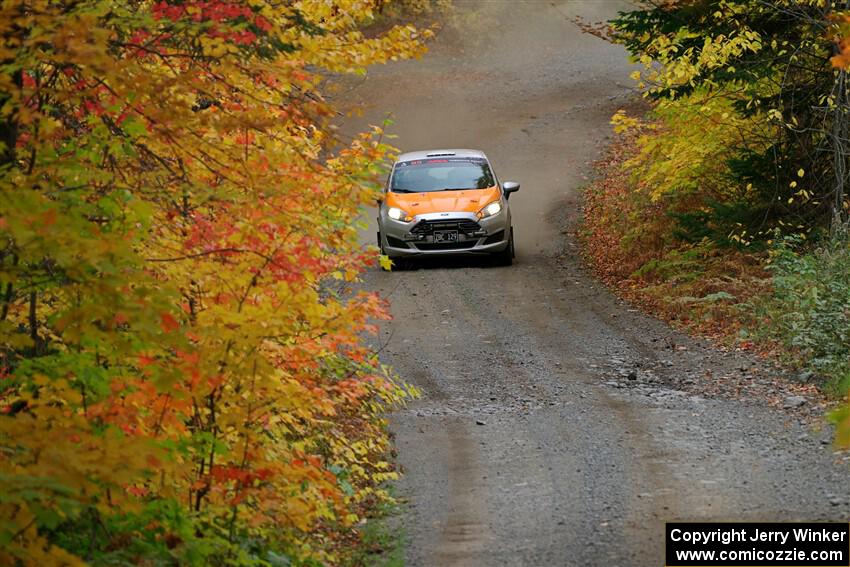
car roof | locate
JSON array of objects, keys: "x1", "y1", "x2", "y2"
[{"x1": 396, "y1": 149, "x2": 488, "y2": 163}]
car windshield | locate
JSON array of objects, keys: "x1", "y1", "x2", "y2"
[{"x1": 390, "y1": 158, "x2": 495, "y2": 193}]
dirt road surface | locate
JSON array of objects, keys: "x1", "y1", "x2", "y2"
[{"x1": 344, "y1": 1, "x2": 850, "y2": 565}]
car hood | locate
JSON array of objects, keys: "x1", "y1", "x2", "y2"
[{"x1": 385, "y1": 186, "x2": 501, "y2": 216}]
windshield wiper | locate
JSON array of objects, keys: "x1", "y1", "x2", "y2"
[{"x1": 391, "y1": 187, "x2": 480, "y2": 193}]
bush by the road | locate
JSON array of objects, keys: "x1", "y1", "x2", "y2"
[
  {"x1": 583, "y1": 0, "x2": 850, "y2": 395},
  {"x1": 755, "y1": 236, "x2": 850, "y2": 393}
]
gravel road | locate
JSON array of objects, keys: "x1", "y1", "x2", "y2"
[{"x1": 345, "y1": 1, "x2": 850, "y2": 565}]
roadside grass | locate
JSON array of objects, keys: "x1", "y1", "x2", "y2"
[
  {"x1": 742, "y1": 235, "x2": 850, "y2": 396},
  {"x1": 345, "y1": 488, "x2": 407, "y2": 567},
  {"x1": 580, "y1": 127, "x2": 849, "y2": 396},
  {"x1": 579, "y1": 129, "x2": 771, "y2": 344}
]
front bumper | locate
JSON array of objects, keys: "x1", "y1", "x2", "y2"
[{"x1": 379, "y1": 211, "x2": 511, "y2": 257}]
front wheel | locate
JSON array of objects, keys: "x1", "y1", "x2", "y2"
[
  {"x1": 492, "y1": 228, "x2": 514, "y2": 266},
  {"x1": 378, "y1": 231, "x2": 393, "y2": 271},
  {"x1": 378, "y1": 231, "x2": 411, "y2": 271}
]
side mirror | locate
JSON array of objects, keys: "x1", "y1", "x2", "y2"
[{"x1": 503, "y1": 181, "x2": 520, "y2": 197}]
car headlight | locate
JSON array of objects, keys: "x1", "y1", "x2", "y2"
[
  {"x1": 387, "y1": 207, "x2": 412, "y2": 222},
  {"x1": 477, "y1": 200, "x2": 502, "y2": 219}
]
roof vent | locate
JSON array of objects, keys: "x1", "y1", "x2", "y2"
[{"x1": 425, "y1": 152, "x2": 456, "y2": 157}]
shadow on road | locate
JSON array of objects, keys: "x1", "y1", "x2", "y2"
[{"x1": 393, "y1": 255, "x2": 513, "y2": 271}]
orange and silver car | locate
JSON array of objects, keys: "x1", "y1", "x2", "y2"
[{"x1": 377, "y1": 149, "x2": 519, "y2": 267}]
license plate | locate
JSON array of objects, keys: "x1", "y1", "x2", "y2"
[{"x1": 434, "y1": 230, "x2": 458, "y2": 243}]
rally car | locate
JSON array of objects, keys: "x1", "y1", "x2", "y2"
[{"x1": 377, "y1": 149, "x2": 519, "y2": 268}]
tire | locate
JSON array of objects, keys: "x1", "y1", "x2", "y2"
[
  {"x1": 378, "y1": 231, "x2": 411, "y2": 271},
  {"x1": 492, "y1": 228, "x2": 514, "y2": 266},
  {"x1": 378, "y1": 231, "x2": 392, "y2": 272}
]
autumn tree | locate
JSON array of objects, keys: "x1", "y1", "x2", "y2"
[
  {"x1": 585, "y1": 1, "x2": 850, "y2": 424},
  {"x1": 613, "y1": 0, "x2": 850, "y2": 237},
  {"x1": 0, "y1": 1, "x2": 426, "y2": 564}
]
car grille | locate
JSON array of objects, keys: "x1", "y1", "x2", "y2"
[
  {"x1": 414, "y1": 241, "x2": 478, "y2": 251},
  {"x1": 410, "y1": 219, "x2": 482, "y2": 236}
]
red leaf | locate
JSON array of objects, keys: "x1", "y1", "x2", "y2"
[{"x1": 160, "y1": 312, "x2": 179, "y2": 333}]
